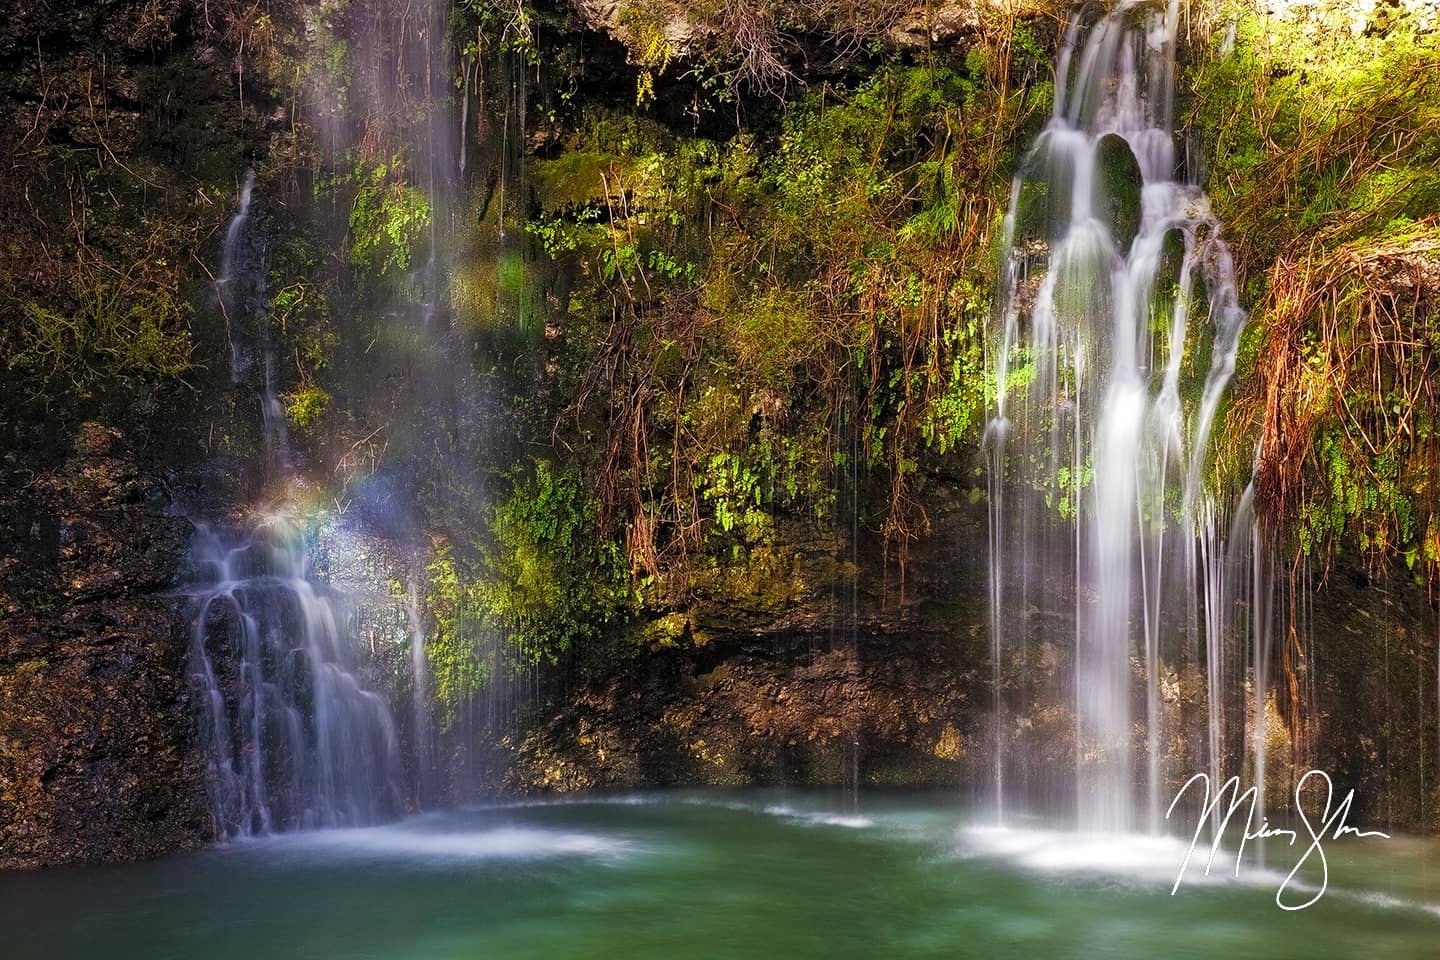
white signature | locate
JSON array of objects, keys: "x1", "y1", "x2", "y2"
[{"x1": 1166, "y1": 769, "x2": 1390, "y2": 910}]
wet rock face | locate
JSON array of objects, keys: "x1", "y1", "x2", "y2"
[
  {"x1": 0, "y1": 0, "x2": 185, "y2": 155},
  {"x1": 0, "y1": 423, "x2": 208, "y2": 869},
  {"x1": 1302, "y1": 560, "x2": 1440, "y2": 832},
  {"x1": 506, "y1": 490, "x2": 995, "y2": 794},
  {"x1": 1095, "y1": 133, "x2": 1143, "y2": 255},
  {"x1": 503, "y1": 476, "x2": 1440, "y2": 834},
  {"x1": 507, "y1": 631, "x2": 984, "y2": 794}
]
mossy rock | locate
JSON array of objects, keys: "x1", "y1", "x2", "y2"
[
  {"x1": 1148, "y1": 226, "x2": 1187, "y2": 339},
  {"x1": 1013, "y1": 175, "x2": 1052, "y2": 250},
  {"x1": 1094, "y1": 133, "x2": 1142, "y2": 255},
  {"x1": 535, "y1": 151, "x2": 623, "y2": 212},
  {"x1": 1014, "y1": 131, "x2": 1079, "y2": 250}
]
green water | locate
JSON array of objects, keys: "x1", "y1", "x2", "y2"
[{"x1": 4, "y1": 790, "x2": 1438, "y2": 958}]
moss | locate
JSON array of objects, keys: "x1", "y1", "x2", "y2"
[
  {"x1": 1013, "y1": 173, "x2": 1056, "y2": 249},
  {"x1": 7, "y1": 278, "x2": 193, "y2": 400},
  {"x1": 1094, "y1": 133, "x2": 1142, "y2": 254},
  {"x1": 640, "y1": 612, "x2": 695, "y2": 648},
  {"x1": 535, "y1": 150, "x2": 628, "y2": 212},
  {"x1": 282, "y1": 384, "x2": 330, "y2": 432},
  {"x1": 497, "y1": 251, "x2": 527, "y2": 297}
]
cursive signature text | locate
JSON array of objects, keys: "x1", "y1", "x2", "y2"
[{"x1": 1166, "y1": 769, "x2": 1390, "y2": 910}]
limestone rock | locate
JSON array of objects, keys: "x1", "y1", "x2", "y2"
[
  {"x1": 887, "y1": 1, "x2": 986, "y2": 50},
  {"x1": 571, "y1": 0, "x2": 700, "y2": 56}
]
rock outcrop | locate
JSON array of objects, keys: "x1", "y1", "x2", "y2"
[{"x1": 0, "y1": 424, "x2": 208, "y2": 869}]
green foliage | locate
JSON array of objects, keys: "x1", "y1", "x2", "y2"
[
  {"x1": 283, "y1": 383, "x2": 330, "y2": 431},
  {"x1": 334, "y1": 156, "x2": 432, "y2": 284},
  {"x1": 479, "y1": 460, "x2": 632, "y2": 666},
  {"x1": 270, "y1": 281, "x2": 336, "y2": 373},
  {"x1": 700, "y1": 451, "x2": 767, "y2": 539},
  {"x1": 727, "y1": 287, "x2": 821, "y2": 390},
  {"x1": 1010, "y1": 20, "x2": 1046, "y2": 63},
  {"x1": 1190, "y1": 2, "x2": 1440, "y2": 280},
  {"x1": 463, "y1": 0, "x2": 541, "y2": 64},
  {"x1": 763, "y1": 65, "x2": 971, "y2": 260},
  {"x1": 6, "y1": 277, "x2": 192, "y2": 398},
  {"x1": 1296, "y1": 429, "x2": 1420, "y2": 559},
  {"x1": 421, "y1": 460, "x2": 633, "y2": 714},
  {"x1": 518, "y1": 46, "x2": 1049, "y2": 591},
  {"x1": 1275, "y1": 241, "x2": 1439, "y2": 567},
  {"x1": 920, "y1": 281, "x2": 988, "y2": 455},
  {"x1": 1195, "y1": 2, "x2": 1440, "y2": 574},
  {"x1": 318, "y1": 29, "x2": 350, "y2": 95},
  {"x1": 620, "y1": 6, "x2": 674, "y2": 104},
  {"x1": 423, "y1": 542, "x2": 491, "y2": 726}
]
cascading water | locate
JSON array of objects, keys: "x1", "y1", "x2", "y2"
[
  {"x1": 215, "y1": 169, "x2": 290, "y2": 476},
  {"x1": 986, "y1": 0, "x2": 1255, "y2": 833},
  {"x1": 186, "y1": 0, "x2": 484, "y2": 835},
  {"x1": 186, "y1": 177, "x2": 405, "y2": 838},
  {"x1": 186, "y1": 520, "x2": 403, "y2": 838}
]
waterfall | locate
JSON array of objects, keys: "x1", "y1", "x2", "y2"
[
  {"x1": 986, "y1": 0, "x2": 1254, "y2": 832},
  {"x1": 191, "y1": 0, "x2": 472, "y2": 836},
  {"x1": 186, "y1": 518, "x2": 403, "y2": 838},
  {"x1": 187, "y1": 177, "x2": 406, "y2": 838}
]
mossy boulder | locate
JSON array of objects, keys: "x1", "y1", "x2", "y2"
[{"x1": 1094, "y1": 133, "x2": 1143, "y2": 255}]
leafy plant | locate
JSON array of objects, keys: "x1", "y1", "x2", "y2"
[
  {"x1": 283, "y1": 383, "x2": 330, "y2": 431},
  {"x1": 343, "y1": 157, "x2": 432, "y2": 283},
  {"x1": 478, "y1": 460, "x2": 632, "y2": 666}
]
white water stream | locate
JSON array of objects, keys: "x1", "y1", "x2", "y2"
[{"x1": 986, "y1": 0, "x2": 1261, "y2": 832}]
